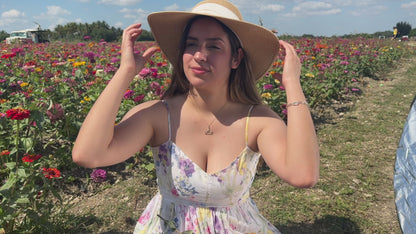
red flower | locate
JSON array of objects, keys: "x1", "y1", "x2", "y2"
[
  {"x1": 42, "y1": 167, "x2": 61, "y2": 179},
  {"x1": 22, "y1": 153, "x2": 42, "y2": 163},
  {"x1": 6, "y1": 107, "x2": 30, "y2": 120},
  {"x1": 1, "y1": 53, "x2": 16, "y2": 59},
  {"x1": 1, "y1": 150, "x2": 10, "y2": 156}
]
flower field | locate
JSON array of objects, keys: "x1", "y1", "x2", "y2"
[{"x1": 0, "y1": 38, "x2": 412, "y2": 232}]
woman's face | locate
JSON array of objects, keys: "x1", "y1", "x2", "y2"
[{"x1": 182, "y1": 17, "x2": 241, "y2": 91}]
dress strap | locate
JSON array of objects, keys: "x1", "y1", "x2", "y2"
[
  {"x1": 161, "y1": 100, "x2": 172, "y2": 141},
  {"x1": 245, "y1": 105, "x2": 254, "y2": 145}
]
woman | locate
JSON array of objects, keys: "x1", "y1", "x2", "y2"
[{"x1": 72, "y1": 0, "x2": 320, "y2": 233}]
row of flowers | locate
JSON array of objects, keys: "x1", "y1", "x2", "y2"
[{"x1": 0, "y1": 37, "x2": 413, "y2": 232}]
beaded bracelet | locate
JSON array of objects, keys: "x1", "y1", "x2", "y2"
[{"x1": 287, "y1": 100, "x2": 309, "y2": 108}]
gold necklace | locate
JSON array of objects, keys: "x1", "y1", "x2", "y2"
[{"x1": 204, "y1": 102, "x2": 228, "y2": 136}]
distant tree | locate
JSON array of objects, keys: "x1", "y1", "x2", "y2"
[
  {"x1": 409, "y1": 28, "x2": 416, "y2": 37},
  {"x1": 396, "y1": 21, "x2": 412, "y2": 36},
  {"x1": 373, "y1": 31, "x2": 392, "y2": 39},
  {"x1": 50, "y1": 21, "x2": 125, "y2": 42},
  {"x1": 138, "y1": 29, "x2": 154, "y2": 41},
  {"x1": 301, "y1": 34, "x2": 315, "y2": 38},
  {"x1": 0, "y1": 30, "x2": 9, "y2": 41}
]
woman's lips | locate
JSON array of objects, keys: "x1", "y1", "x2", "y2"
[{"x1": 191, "y1": 66, "x2": 208, "y2": 75}]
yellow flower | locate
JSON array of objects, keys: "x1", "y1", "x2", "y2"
[
  {"x1": 305, "y1": 73, "x2": 315, "y2": 78},
  {"x1": 311, "y1": 56, "x2": 316, "y2": 60},
  {"x1": 35, "y1": 67, "x2": 43, "y2": 72},
  {"x1": 80, "y1": 100, "x2": 85, "y2": 104},
  {"x1": 68, "y1": 58, "x2": 75, "y2": 62},
  {"x1": 84, "y1": 96, "x2": 91, "y2": 102},
  {"x1": 261, "y1": 93, "x2": 272, "y2": 99},
  {"x1": 73, "y1": 61, "x2": 86, "y2": 67},
  {"x1": 20, "y1": 82, "x2": 29, "y2": 87},
  {"x1": 274, "y1": 79, "x2": 280, "y2": 85}
]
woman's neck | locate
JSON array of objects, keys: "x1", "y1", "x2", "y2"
[{"x1": 186, "y1": 89, "x2": 230, "y2": 114}]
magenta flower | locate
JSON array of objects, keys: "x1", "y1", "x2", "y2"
[
  {"x1": 124, "y1": 89, "x2": 134, "y2": 99},
  {"x1": 263, "y1": 84, "x2": 274, "y2": 90},
  {"x1": 134, "y1": 94, "x2": 145, "y2": 102},
  {"x1": 91, "y1": 169, "x2": 107, "y2": 183}
]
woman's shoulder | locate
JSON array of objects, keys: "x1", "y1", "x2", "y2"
[{"x1": 251, "y1": 103, "x2": 282, "y2": 119}]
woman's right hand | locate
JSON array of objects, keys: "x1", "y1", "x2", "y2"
[{"x1": 120, "y1": 23, "x2": 159, "y2": 77}]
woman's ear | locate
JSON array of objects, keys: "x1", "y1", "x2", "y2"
[{"x1": 231, "y1": 48, "x2": 244, "y2": 69}]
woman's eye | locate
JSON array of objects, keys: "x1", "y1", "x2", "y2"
[{"x1": 185, "y1": 42, "x2": 197, "y2": 48}]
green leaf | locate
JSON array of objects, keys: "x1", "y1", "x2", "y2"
[
  {"x1": 144, "y1": 163, "x2": 155, "y2": 171},
  {"x1": 0, "y1": 175, "x2": 17, "y2": 191},
  {"x1": 15, "y1": 197, "x2": 30, "y2": 204},
  {"x1": 17, "y1": 168, "x2": 27, "y2": 178},
  {"x1": 22, "y1": 137, "x2": 34, "y2": 152},
  {"x1": 5, "y1": 162, "x2": 16, "y2": 170}
]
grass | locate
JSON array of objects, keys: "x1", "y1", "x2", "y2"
[
  {"x1": 253, "y1": 56, "x2": 416, "y2": 233},
  {"x1": 61, "y1": 54, "x2": 416, "y2": 233}
]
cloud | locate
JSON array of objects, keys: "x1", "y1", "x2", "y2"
[
  {"x1": 34, "y1": 6, "x2": 71, "y2": 30},
  {"x1": 287, "y1": 1, "x2": 341, "y2": 17},
  {"x1": 120, "y1": 8, "x2": 147, "y2": 24},
  {"x1": 350, "y1": 5, "x2": 387, "y2": 16},
  {"x1": 0, "y1": 9, "x2": 28, "y2": 28},
  {"x1": 402, "y1": 2, "x2": 416, "y2": 9},
  {"x1": 99, "y1": 0, "x2": 141, "y2": 6},
  {"x1": 45, "y1": 6, "x2": 71, "y2": 17},
  {"x1": 115, "y1": 22, "x2": 124, "y2": 28},
  {"x1": 260, "y1": 4, "x2": 285, "y2": 12},
  {"x1": 229, "y1": 0, "x2": 284, "y2": 14},
  {"x1": 2, "y1": 9, "x2": 25, "y2": 18},
  {"x1": 164, "y1": 4, "x2": 180, "y2": 11}
]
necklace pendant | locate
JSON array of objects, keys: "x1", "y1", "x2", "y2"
[{"x1": 205, "y1": 127, "x2": 214, "y2": 135}]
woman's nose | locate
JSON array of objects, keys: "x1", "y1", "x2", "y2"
[{"x1": 194, "y1": 49, "x2": 207, "y2": 62}]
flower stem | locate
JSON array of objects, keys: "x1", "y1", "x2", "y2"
[{"x1": 15, "y1": 120, "x2": 20, "y2": 172}]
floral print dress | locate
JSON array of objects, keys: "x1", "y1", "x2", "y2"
[{"x1": 134, "y1": 102, "x2": 280, "y2": 234}]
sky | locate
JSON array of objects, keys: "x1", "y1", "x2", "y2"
[{"x1": 0, "y1": 0, "x2": 415, "y2": 37}]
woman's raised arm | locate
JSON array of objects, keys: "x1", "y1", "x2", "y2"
[
  {"x1": 72, "y1": 24, "x2": 158, "y2": 168},
  {"x1": 258, "y1": 40, "x2": 320, "y2": 188}
]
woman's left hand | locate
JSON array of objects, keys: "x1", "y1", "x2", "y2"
[{"x1": 273, "y1": 40, "x2": 302, "y2": 90}]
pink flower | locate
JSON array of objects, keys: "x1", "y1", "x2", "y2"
[
  {"x1": 139, "y1": 68, "x2": 151, "y2": 78},
  {"x1": 263, "y1": 84, "x2": 274, "y2": 90}
]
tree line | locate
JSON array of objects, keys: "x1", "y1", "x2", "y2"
[
  {"x1": 0, "y1": 20, "x2": 414, "y2": 43},
  {"x1": 0, "y1": 20, "x2": 154, "y2": 42}
]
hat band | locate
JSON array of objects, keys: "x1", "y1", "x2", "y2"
[{"x1": 192, "y1": 3, "x2": 240, "y2": 20}]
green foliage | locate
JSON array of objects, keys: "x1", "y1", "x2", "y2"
[
  {"x1": 396, "y1": 21, "x2": 412, "y2": 36},
  {"x1": 49, "y1": 21, "x2": 154, "y2": 42},
  {"x1": 409, "y1": 28, "x2": 416, "y2": 37},
  {"x1": 0, "y1": 30, "x2": 9, "y2": 42}
]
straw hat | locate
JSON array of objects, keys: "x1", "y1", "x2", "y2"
[{"x1": 147, "y1": 0, "x2": 279, "y2": 81}]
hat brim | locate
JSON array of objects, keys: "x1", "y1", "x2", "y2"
[{"x1": 148, "y1": 11, "x2": 279, "y2": 81}]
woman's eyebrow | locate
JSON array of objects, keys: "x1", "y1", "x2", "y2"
[{"x1": 187, "y1": 36, "x2": 225, "y2": 43}]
